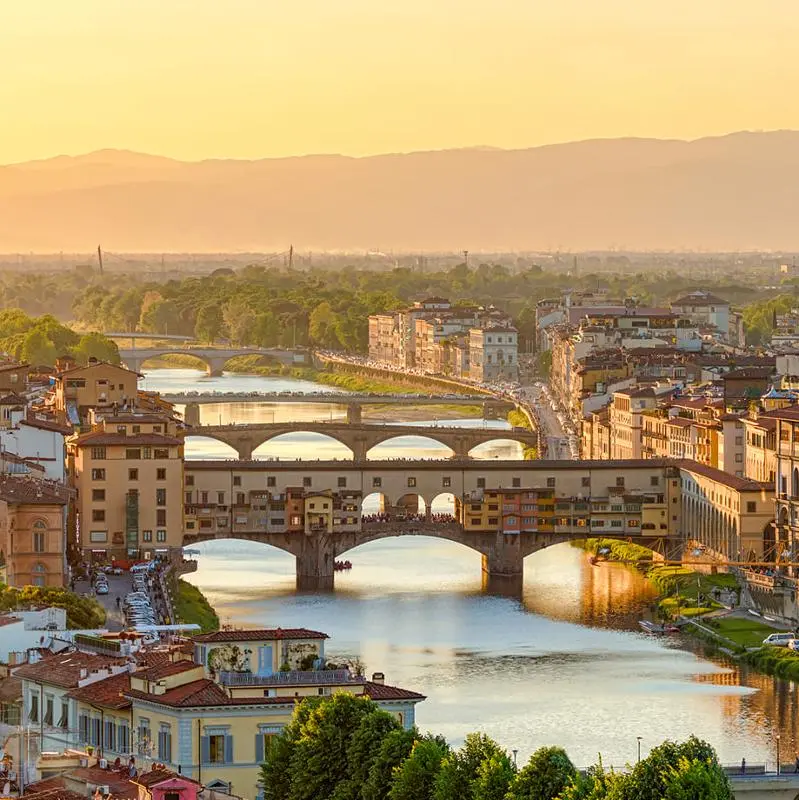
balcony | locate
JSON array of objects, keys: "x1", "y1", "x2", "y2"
[{"x1": 218, "y1": 669, "x2": 353, "y2": 686}]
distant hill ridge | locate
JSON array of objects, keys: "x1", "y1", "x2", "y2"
[{"x1": 2, "y1": 130, "x2": 799, "y2": 251}]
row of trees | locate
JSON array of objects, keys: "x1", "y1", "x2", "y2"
[
  {"x1": 0, "y1": 583, "x2": 106, "y2": 628},
  {"x1": 260, "y1": 693, "x2": 733, "y2": 800},
  {"x1": 0, "y1": 309, "x2": 119, "y2": 367},
  {"x1": 66, "y1": 263, "x2": 770, "y2": 354}
]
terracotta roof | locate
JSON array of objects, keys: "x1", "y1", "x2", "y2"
[
  {"x1": 93, "y1": 412, "x2": 177, "y2": 423},
  {"x1": 0, "y1": 476, "x2": 69, "y2": 505},
  {"x1": 0, "y1": 392, "x2": 27, "y2": 405},
  {"x1": 72, "y1": 431, "x2": 183, "y2": 446},
  {"x1": 135, "y1": 659, "x2": 200, "y2": 681},
  {"x1": 766, "y1": 406, "x2": 799, "y2": 422},
  {"x1": 68, "y1": 670, "x2": 132, "y2": 710},
  {"x1": 0, "y1": 614, "x2": 22, "y2": 627},
  {"x1": 134, "y1": 769, "x2": 202, "y2": 789},
  {"x1": 0, "y1": 675, "x2": 22, "y2": 702},
  {"x1": 666, "y1": 417, "x2": 693, "y2": 427},
  {"x1": 125, "y1": 678, "x2": 230, "y2": 707},
  {"x1": 20, "y1": 416, "x2": 72, "y2": 434},
  {"x1": 671, "y1": 291, "x2": 730, "y2": 307},
  {"x1": 13, "y1": 651, "x2": 126, "y2": 688},
  {"x1": 63, "y1": 766, "x2": 138, "y2": 799},
  {"x1": 23, "y1": 776, "x2": 68, "y2": 795},
  {"x1": 193, "y1": 627, "x2": 328, "y2": 643},
  {"x1": 678, "y1": 460, "x2": 769, "y2": 492},
  {"x1": 0, "y1": 362, "x2": 29, "y2": 373},
  {"x1": 56, "y1": 361, "x2": 140, "y2": 378},
  {"x1": 362, "y1": 681, "x2": 426, "y2": 701},
  {"x1": 23, "y1": 786, "x2": 86, "y2": 800}
]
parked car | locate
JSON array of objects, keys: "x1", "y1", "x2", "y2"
[
  {"x1": 763, "y1": 633, "x2": 796, "y2": 647},
  {"x1": 95, "y1": 584, "x2": 109, "y2": 595}
]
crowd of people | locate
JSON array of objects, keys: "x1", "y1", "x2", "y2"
[{"x1": 361, "y1": 512, "x2": 455, "y2": 524}]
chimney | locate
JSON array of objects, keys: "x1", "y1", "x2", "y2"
[{"x1": 371, "y1": 672, "x2": 385, "y2": 685}]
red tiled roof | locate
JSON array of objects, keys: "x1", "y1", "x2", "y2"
[
  {"x1": 193, "y1": 627, "x2": 328, "y2": 643},
  {"x1": 0, "y1": 476, "x2": 69, "y2": 505},
  {"x1": 135, "y1": 659, "x2": 200, "y2": 681},
  {"x1": 68, "y1": 670, "x2": 132, "y2": 710},
  {"x1": 0, "y1": 614, "x2": 22, "y2": 627},
  {"x1": 134, "y1": 770, "x2": 202, "y2": 789},
  {"x1": 677, "y1": 460, "x2": 770, "y2": 492},
  {"x1": 125, "y1": 678, "x2": 230, "y2": 708},
  {"x1": 72, "y1": 431, "x2": 183, "y2": 446},
  {"x1": 0, "y1": 362, "x2": 29, "y2": 373},
  {"x1": 0, "y1": 675, "x2": 22, "y2": 702},
  {"x1": 64, "y1": 766, "x2": 138, "y2": 799},
  {"x1": 13, "y1": 651, "x2": 126, "y2": 688},
  {"x1": 21, "y1": 416, "x2": 73, "y2": 435},
  {"x1": 362, "y1": 681, "x2": 426, "y2": 701},
  {"x1": 56, "y1": 361, "x2": 140, "y2": 378}
]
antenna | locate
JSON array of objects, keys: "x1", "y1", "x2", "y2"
[
  {"x1": 288, "y1": 245, "x2": 294, "y2": 270},
  {"x1": 97, "y1": 245, "x2": 104, "y2": 275},
  {"x1": 463, "y1": 250, "x2": 469, "y2": 268}
]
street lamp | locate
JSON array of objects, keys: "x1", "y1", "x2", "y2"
[
  {"x1": 637, "y1": 736, "x2": 643, "y2": 764},
  {"x1": 777, "y1": 733, "x2": 781, "y2": 775},
  {"x1": 512, "y1": 749, "x2": 518, "y2": 768}
]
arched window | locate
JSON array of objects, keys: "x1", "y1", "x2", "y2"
[
  {"x1": 33, "y1": 520, "x2": 47, "y2": 554},
  {"x1": 32, "y1": 563, "x2": 46, "y2": 588}
]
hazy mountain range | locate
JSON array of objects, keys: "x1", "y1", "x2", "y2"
[{"x1": 2, "y1": 131, "x2": 799, "y2": 253}]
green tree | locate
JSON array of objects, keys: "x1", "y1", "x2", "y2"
[
  {"x1": 260, "y1": 699, "x2": 322, "y2": 800},
  {"x1": 507, "y1": 746, "x2": 576, "y2": 800},
  {"x1": 363, "y1": 728, "x2": 418, "y2": 800},
  {"x1": 21, "y1": 328, "x2": 57, "y2": 366},
  {"x1": 288, "y1": 693, "x2": 378, "y2": 800},
  {"x1": 473, "y1": 754, "x2": 516, "y2": 800},
  {"x1": 434, "y1": 733, "x2": 510, "y2": 800},
  {"x1": 195, "y1": 304, "x2": 224, "y2": 343},
  {"x1": 660, "y1": 757, "x2": 733, "y2": 800},
  {"x1": 222, "y1": 297, "x2": 257, "y2": 345},
  {"x1": 347, "y1": 710, "x2": 402, "y2": 793},
  {"x1": 73, "y1": 332, "x2": 120, "y2": 365},
  {"x1": 389, "y1": 736, "x2": 449, "y2": 800}
]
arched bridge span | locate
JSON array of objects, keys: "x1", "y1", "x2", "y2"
[
  {"x1": 184, "y1": 421, "x2": 537, "y2": 460},
  {"x1": 118, "y1": 346, "x2": 309, "y2": 376}
]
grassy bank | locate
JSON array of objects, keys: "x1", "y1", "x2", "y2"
[
  {"x1": 579, "y1": 539, "x2": 736, "y2": 618},
  {"x1": 174, "y1": 579, "x2": 219, "y2": 633},
  {"x1": 743, "y1": 645, "x2": 799, "y2": 680}
]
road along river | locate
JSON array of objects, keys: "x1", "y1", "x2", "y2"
[{"x1": 143, "y1": 368, "x2": 799, "y2": 768}]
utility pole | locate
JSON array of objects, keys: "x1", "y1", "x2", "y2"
[
  {"x1": 288, "y1": 245, "x2": 294, "y2": 270},
  {"x1": 463, "y1": 250, "x2": 469, "y2": 268},
  {"x1": 97, "y1": 245, "x2": 104, "y2": 275}
]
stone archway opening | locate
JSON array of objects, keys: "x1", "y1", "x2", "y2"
[
  {"x1": 468, "y1": 438, "x2": 526, "y2": 460},
  {"x1": 429, "y1": 492, "x2": 459, "y2": 523},
  {"x1": 392, "y1": 493, "x2": 428, "y2": 520},
  {"x1": 361, "y1": 491, "x2": 391, "y2": 522},
  {"x1": 366, "y1": 435, "x2": 454, "y2": 461},
  {"x1": 253, "y1": 432, "x2": 354, "y2": 461},
  {"x1": 183, "y1": 434, "x2": 239, "y2": 461},
  {"x1": 137, "y1": 352, "x2": 211, "y2": 373}
]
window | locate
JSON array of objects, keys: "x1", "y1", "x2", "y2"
[
  {"x1": 143, "y1": 447, "x2": 152, "y2": 459},
  {"x1": 105, "y1": 719, "x2": 116, "y2": 751},
  {"x1": 158, "y1": 725, "x2": 172, "y2": 763},
  {"x1": 29, "y1": 693, "x2": 39, "y2": 723},
  {"x1": 487, "y1": 517, "x2": 499, "y2": 525},
  {"x1": 138, "y1": 719, "x2": 152, "y2": 756},
  {"x1": 92, "y1": 509, "x2": 106, "y2": 522},
  {"x1": 58, "y1": 700, "x2": 69, "y2": 729},
  {"x1": 735, "y1": 453, "x2": 743, "y2": 463},
  {"x1": 143, "y1": 530, "x2": 153, "y2": 542},
  {"x1": 92, "y1": 489, "x2": 106, "y2": 502},
  {"x1": 33, "y1": 522, "x2": 47, "y2": 553},
  {"x1": 157, "y1": 529, "x2": 167, "y2": 542},
  {"x1": 616, "y1": 477, "x2": 625, "y2": 487},
  {"x1": 156, "y1": 468, "x2": 167, "y2": 480},
  {"x1": 650, "y1": 476, "x2": 659, "y2": 486},
  {"x1": 267, "y1": 476, "x2": 276, "y2": 487},
  {"x1": 153, "y1": 488, "x2": 166, "y2": 506},
  {"x1": 303, "y1": 477, "x2": 312, "y2": 487},
  {"x1": 89, "y1": 531, "x2": 107, "y2": 543},
  {"x1": 747, "y1": 501, "x2": 757, "y2": 513},
  {"x1": 372, "y1": 477, "x2": 382, "y2": 488},
  {"x1": 206, "y1": 733, "x2": 230, "y2": 764},
  {"x1": 156, "y1": 509, "x2": 167, "y2": 527},
  {"x1": 91, "y1": 468, "x2": 106, "y2": 480},
  {"x1": 216, "y1": 491, "x2": 225, "y2": 505},
  {"x1": 407, "y1": 477, "x2": 416, "y2": 488},
  {"x1": 477, "y1": 478, "x2": 486, "y2": 489},
  {"x1": 132, "y1": 425, "x2": 140, "y2": 434},
  {"x1": 581, "y1": 476, "x2": 590, "y2": 488},
  {"x1": 186, "y1": 475, "x2": 195, "y2": 486},
  {"x1": 546, "y1": 477, "x2": 556, "y2": 488},
  {"x1": 126, "y1": 448, "x2": 141, "y2": 459},
  {"x1": 512, "y1": 477, "x2": 521, "y2": 488},
  {"x1": 44, "y1": 696, "x2": 54, "y2": 726},
  {"x1": 256, "y1": 732, "x2": 278, "y2": 763},
  {"x1": 236, "y1": 492, "x2": 245, "y2": 505},
  {"x1": 233, "y1": 475, "x2": 241, "y2": 486},
  {"x1": 201, "y1": 491, "x2": 209, "y2": 503},
  {"x1": 79, "y1": 714, "x2": 89, "y2": 742},
  {"x1": 185, "y1": 491, "x2": 193, "y2": 504},
  {"x1": 442, "y1": 476, "x2": 451, "y2": 488},
  {"x1": 118, "y1": 723, "x2": 130, "y2": 753},
  {"x1": 128, "y1": 468, "x2": 139, "y2": 481},
  {"x1": 337, "y1": 477, "x2": 347, "y2": 487}
]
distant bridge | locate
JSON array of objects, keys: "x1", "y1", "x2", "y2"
[
  {"x1": 167, "y1": 392, "x2": 499, "y2": 406},
  {"x1": 118, "y1": 346, "x2": 310, "y2": 376},
  {"x1": 185, "y1": 420, "x2": 537, "y2": 459}
]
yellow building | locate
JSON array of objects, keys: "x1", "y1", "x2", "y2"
[
  {"x1": 743, "y1": 410, "x2": 778, "y2": 484},
  {"x1": 53, "y1": 359, "x2": 140, "y2": 426},
  {"x1": 69, "y1": 412, "x2": 184, "y2": 562}
]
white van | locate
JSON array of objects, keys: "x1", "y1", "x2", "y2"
[{"x1": 762, "y1": 633, "x2": 796, "y2": 647}]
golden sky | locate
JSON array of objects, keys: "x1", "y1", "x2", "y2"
[{"x1": 3, "y1": 0, "x2": 798, "y2": 163}]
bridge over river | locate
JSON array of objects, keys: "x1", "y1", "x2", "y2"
[{"x1": 185, "y1": 420, "x2": 536, "y2": 459}]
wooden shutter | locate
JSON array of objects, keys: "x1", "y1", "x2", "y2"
[
  {"x1": 255, "y1": 734, "x2": 264, "y2": 764},
  {"x1": 224, "y1": 735, "x2": 233, "y2": 764},
  {"x1": 200, "y1": 736, "x2": 210, "y2": 764}
]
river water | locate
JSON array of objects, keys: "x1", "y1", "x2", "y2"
[{"x1": 145, "y1": 369, "x2": 799, "y2": 768}]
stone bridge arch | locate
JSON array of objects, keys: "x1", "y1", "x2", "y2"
[{"x1": 119, "y1": 347, "x2": 303, "y2": 376}]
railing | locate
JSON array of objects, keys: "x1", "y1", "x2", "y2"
[{"x1": 218, "y1": 669, "x2": 354, "y2": 686}]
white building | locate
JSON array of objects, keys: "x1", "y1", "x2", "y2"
[{"x1": 0, "y1": 414, "x2": 69, "y2": 481}]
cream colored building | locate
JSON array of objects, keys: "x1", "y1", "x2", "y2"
[
  {"x1": 69, "y1": 412, "x2": 184, "y2": 562},
  {"x1": 743, "y1": 410, "x2": 778, "y2": 484},
  {"x1": 53, "y1": 359, "x2": 140, "y2": 426}
]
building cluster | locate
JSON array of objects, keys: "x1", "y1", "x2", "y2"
[
  {"x1": 0, "y1": 621, "x2": 423, "y2": 800},
  {"x1": 369, "y1": 297, "x2": 519, "y2": 382}
]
